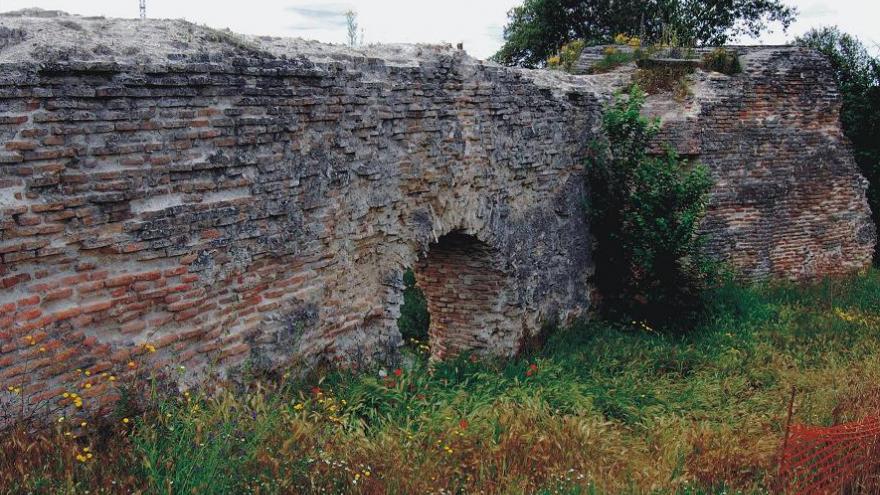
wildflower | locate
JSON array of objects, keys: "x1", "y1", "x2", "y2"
[
  {"x1": 294, "y1": 403, "x2": 304, "y2": 411},
  {"x1": 145, "y1": 344, "x2": 156, "y2": 353},
  {"x1": 459, "y1": 419, "x2": 469, "y2": 430},
  {"x1": 526, "y1": 363, "x2": 538, "y2": 377},
  {"x1": 122, "y1": 417, "x2": 130, "y2": 424},
  {"x1": 80, "y1": 421, "x2": 87, "y2": 427},
  {"x1": 127, "y1": 361, "x2": 137, "y2": 369},
  {"x1": 84, "y1": 371, "x2": 91, "y2": 376},
  {"x1": 39, "y1": 347, "x2": 46, "y2": 353},
  {"x1": 393, "y1": 368, "x2": 402, "y2": 377},
  {"x1": 109, "y1": 375, "x2": 117, "y2": 382},
  {"x1": 311, "y1": 386, "x2": 323, "y2": 396},
  {"x1": 84, "y1": 383, "x2": 92, "y2": 389}
]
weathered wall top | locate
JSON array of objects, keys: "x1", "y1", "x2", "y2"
[{"x1": 0, "y1": 11, "x2": 873, "y2": 419}]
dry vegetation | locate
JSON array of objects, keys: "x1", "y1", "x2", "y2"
[{"x1": 3, "y1": 270, "x2": 880, "y2": 494}]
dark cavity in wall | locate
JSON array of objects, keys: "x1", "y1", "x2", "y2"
[
  {"x1": 413, "y1": 232, "x2": 509, "y2": 360},
  {"x1": 397, "y1": 268, "x2": 429, "y2": 345}
]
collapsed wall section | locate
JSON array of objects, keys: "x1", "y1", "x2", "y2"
[{"x1": 636, "y1": 47, "x2": 876, "y2": 278}]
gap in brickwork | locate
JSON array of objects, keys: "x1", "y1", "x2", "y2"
[{"x1": 413, "y1": 232, "x2": 507, "y2": 360}]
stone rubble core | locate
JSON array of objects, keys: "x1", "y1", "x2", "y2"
[{"x1": 0, "y1": 11, "x2": 873, "y2": 416}]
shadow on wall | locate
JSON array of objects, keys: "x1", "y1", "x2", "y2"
[{"x1": 412, "y1": 231, "x2": 514, "y2": 360}]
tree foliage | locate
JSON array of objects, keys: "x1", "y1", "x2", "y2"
[
  {"x1": 586, "y1": 87, "x2": 714, "y2": 326},
  {"x1": 494, "y1": 0, "x2": 796, "y2": 67},
  {"x1": 797, "y1": 27, "x2": 880, "y2": 263}
]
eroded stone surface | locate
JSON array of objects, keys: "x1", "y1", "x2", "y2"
[{"x1": 0, "y1": 11, "x2": 873, "y2": 417}]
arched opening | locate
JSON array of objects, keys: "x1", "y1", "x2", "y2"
[{"x1": 411, "y1": 231, "x2": 513, "y2": 360}]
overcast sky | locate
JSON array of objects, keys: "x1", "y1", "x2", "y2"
[{"x1": 0, "y1": 0, "x2": 877, "y2": 59}]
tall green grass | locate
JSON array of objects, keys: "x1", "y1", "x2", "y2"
[{"x1": 3, "y1": 270, "x2": 879, "y2": 494}]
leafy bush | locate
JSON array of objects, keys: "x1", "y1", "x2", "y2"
[
  {"x1": 585, "y1": 86, "x2": 714, "y2": 326},
  {"x1": 397, "y1": 268, "x2": 429, "y2": 341},
  {"x1": 702, "y1": 47, "x2": 742, "y2": 75},
  {"x1": 797, "y1": 27, "x2": 880, "y2": 263},
  {"x1": 547, "y1": 39, "x2": 586, "y2": 72}
]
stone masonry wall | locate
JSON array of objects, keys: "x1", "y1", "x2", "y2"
[
  {"x1": 0, "y1": 12, "x2": 874, "y2": 418},
  {"x1": 639, "y1": 47, "x2": 876, "y2": 278},
  {"x1": 0, "y1": 14, "x2": 597, "y2": 417}
]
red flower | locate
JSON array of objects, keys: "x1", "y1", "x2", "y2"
[
  {"x1": 311, "y1": 386, "x2": 323, "y2": 396},
  {"x1": 459, "y1": 419, "x2": 469, "y2": 430},
  {"x1": 393, "y1": 368, "x2": 403, "y2": 377},
  {"x1": 526, "y1": 363, "x2": 538, "y2": 376}
]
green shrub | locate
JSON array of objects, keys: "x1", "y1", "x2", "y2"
[
  {"x1": 585, "y1": 86, "x2": 715, "y2": 327},
  {"x1": 590, "y1": 47, "x2": 641, "y2": 74},
  {"x1": 702, "y1": 47, "x2": 742, "y2": 75},
  {"x1": 397, "y1": 268, "x2": 429, "y2": 342},
  {"x1": 547, "y1": 39, "x2": 586, "y2": 72}
]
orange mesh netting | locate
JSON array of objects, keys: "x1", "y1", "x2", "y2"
[{"x1": 778, "y1": 416, "x2": 880, "y2": 494}]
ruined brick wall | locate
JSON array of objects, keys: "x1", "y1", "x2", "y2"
[
  {"x1": 0, "y1": 13, "x2": 874, "y2": 418},
  {"x1": 0, "y1": 14, "x2": 597, "y2": 415},
  {"x1": 637, "y1": 47, "x2": 876, "y2": 278}
]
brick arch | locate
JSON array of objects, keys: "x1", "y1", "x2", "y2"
[{"x1": 413, "y1": 231, "x2": 520, "y2": 360}]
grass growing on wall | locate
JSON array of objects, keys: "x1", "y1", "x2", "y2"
[{"x1": 3, "y1": 270, "x2": 880, "y2": 494}]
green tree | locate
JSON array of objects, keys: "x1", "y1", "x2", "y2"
[
  {"x1": 586, "y1": 87, "x2": 714, "y2": 326},
  {"x1": 494, "y1": 0, "x2": 796, "y2": 67},
  {"x1": 797, "y1": 27, "x2": 880, "y2": 263}
]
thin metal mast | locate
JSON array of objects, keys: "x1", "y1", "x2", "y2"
[{"x1": 139, "y1": 0, "x2": 146, "y2": 20}]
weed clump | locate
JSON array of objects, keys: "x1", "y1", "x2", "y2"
[{"x1": 702, "y1": 47, "x2": 742, "y2": 75}]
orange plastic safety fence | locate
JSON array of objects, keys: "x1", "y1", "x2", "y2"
[{"x1": 778, "y1": 416, "x2": 880, "y2": 494}]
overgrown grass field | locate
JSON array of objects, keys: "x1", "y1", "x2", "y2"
[{"x1": 3, "y1": 271, "x2": 880, "y2": 494}]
